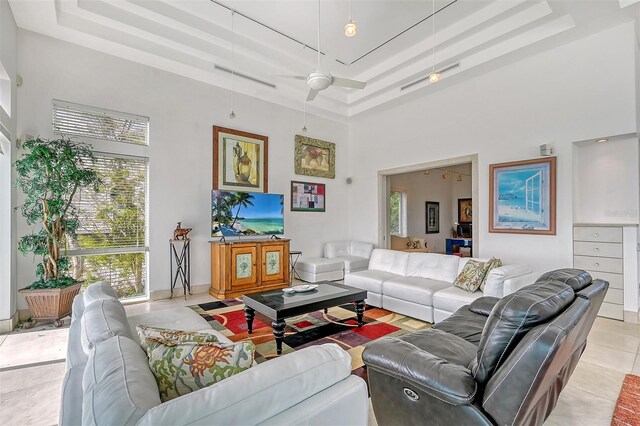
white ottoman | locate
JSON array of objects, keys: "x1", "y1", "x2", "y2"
[{"x1": 295, "y1": 258, "x2": 345, "y2": 283}]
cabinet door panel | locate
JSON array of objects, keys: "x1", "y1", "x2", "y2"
[
  {"x1": 261, "y1": 245, "x2": 285, "y2": 283},
  {"x1": 231, "y1": 246, "x2": 258, "y2": 287}
]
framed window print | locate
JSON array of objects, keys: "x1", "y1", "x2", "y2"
[
  {"x1": 489, "y1": 157, "x2": 556, "y2": 235},
  {"x1": 425, "y1": 201, "x2": 440, "y2": 234},
  {"x1": 291, "y1": 181, "x2": 325, "y2": 212},
  {"x1": 213, "y1": 126, "x2": 268, "y2": 193}
]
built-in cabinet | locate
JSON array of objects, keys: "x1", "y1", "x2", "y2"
[
  {"x1": 210, "y1": 239, "x2": 290, "y2": 299},
  {"x1": 573, "y1": 225, "x2": 639, "y2": 322}
]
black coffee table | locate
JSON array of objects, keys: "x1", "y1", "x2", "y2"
[{"x1": 242, "y1": 282, "x2": 368, "y2": 355}]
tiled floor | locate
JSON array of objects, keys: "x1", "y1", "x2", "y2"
[{"x1": 1, "y1": 291, "x2": 639, "y2": 426}]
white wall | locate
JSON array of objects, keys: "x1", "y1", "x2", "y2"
[
  {"x1": 15, "y1": 30, "x2": 350, "y2": 306},
  {"x1": 0, "y1": 0, "x2": 18, "y2": 327},
  {"x1": 389, "y1": 164, "x2": 471, "y2": 253},
  {"x1": 348, "y1": 23, "x2": 637, "y2": 272},
  {"x1": 573, "y1": 136, "x2": 639, "y2": 224}
]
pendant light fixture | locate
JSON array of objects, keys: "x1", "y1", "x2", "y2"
[
  {"x1": 428, "y1": 0, "x2": 440, "y2": 83},
  {"x1": 229, "y1": 10, "x2": 236, "y2": 119},
  {"x1": 344, "y1": 0, "x2": 357, "y2": 37}
]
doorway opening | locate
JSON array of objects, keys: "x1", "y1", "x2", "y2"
[{"x1": 378, "y1": 155, "x2": 478, "y2": 256}]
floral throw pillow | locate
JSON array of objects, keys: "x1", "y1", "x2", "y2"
[
  {"x1": 146, "y1": 337, "x2": 254, "y2": 402},
  {"x1": 136, "y1": 325, "x2": 219, "y2": 351},
  {"x1": 453, "y1": 259, "x2": 488, "y2": 293},
  {"x1": 480, "y1": 257, "x2": 503, "y2": 292}
]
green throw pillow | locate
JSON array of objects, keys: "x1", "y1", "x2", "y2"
[
  {"x1": 480, "y1": 257, "x2": 503, "y2": 292},
  {"x1": 136, "y1": 325, "x2": 219, "y2": 351},
  {"x1": 146, "y1": 337, "x2": 255, "y2": 402},
  {"x1": 453, "y1": 259, "x2": 488, "y2": 293}
]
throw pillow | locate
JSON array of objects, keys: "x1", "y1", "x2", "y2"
[
  {"x1": 146, "y1": 337, "x2": 255, "y2": 402},
  {"x1": 480, "y1": 257, "x2": 503, "y2": 292},
  {"x1": 136, "y1": 325, "x2": 219, "y2": 351},
  {"x1": 453, "y1": 259, "x2": 488, "y2": 293}
]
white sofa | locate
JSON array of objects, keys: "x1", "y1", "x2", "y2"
[
  {"x1": 344, "y1": 249, "x2": 536, "y2": 323},
  {"x1": 295, "y1": 241, "x2": 375, "y2": 283},
  {"x1": 60, "y1": 282, "x2": 369, "y2": 426}
]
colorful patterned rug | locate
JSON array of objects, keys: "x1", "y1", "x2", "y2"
[
  {"x1": 611, "y1": 374, "x2": 640, "y2": 426},
  {"x1": 189, "y1": 298, "x2": 431, "y2": 382}
]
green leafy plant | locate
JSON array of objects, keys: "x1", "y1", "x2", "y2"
[{"x1": 15, "y1": 138, "x2": 101, "y2": 289}]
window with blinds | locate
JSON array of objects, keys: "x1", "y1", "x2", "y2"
[
  {"x1": 53, "y1": 100, "x2": 149, "y2": 299},
  {"x1": 53, "y1": 100, "x2": 149, "y2": 145}
]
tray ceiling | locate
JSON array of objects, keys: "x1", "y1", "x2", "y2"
[{"x1": 8, "y1": 0, "x2": 639, "y2": 120}]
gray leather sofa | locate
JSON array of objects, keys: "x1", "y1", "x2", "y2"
[{"x1": 362, "y1": 269, "x2": 607, "y2": 426}]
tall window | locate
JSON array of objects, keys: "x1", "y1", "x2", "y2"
[
  {"x1": 389, "y1": 190, "x2": 407, "y2": 237},
  {"x1": 53, "y1": 100, "x2": 149, "y2": 299}
]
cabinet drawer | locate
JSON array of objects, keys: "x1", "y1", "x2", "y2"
[
  {"x1": 604, "y1": 288, "x2": 624, "y2": 304},
  {"x1": 598, "y1": 302, "x2": 623, "y2": 321},
  {"x1": 574, "y1": 255, "x2": 622, "y2": 274},
  {"x1": 573, "y1": 226, "x2": 622, "y2": 243},
  {"x1": 573, "y1": 241, "x2": 622, "y2": 258},
  {"x1": 585, "y1": 270, "x2": 623, "y2": 289}
]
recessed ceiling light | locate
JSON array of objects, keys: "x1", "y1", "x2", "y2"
[{"x1": 596, "y1": 138, "x2": 608, "y2": 143}]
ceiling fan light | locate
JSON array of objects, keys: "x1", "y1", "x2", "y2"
[
  {"x1": 429, "y1": 72, "x2": 441, "y2": 83},
  {"x1": 344, "y1": 20, "x2": 357, "y2": 37}
]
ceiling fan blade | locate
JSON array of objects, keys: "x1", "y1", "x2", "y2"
[
  {"x1": 306, "y1": 88, "x2": 320, "y2": 101},
  {"x1": 270, "y1": 74, "x2": 307, "y2": 80},
  {"x1": 331, "y1": 76, "x2": 367, "y2": 90},
  {"x1": 319, "y1": 50, "x2": 337, "y2": 75}
]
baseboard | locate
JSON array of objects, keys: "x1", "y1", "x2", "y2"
[
  {"x1": 0, "y1": 311, "x2": 19, "y2": 333},
  {"x1": 150, "y1": 284, "x2": 210, "y2": 301},
  {"x1": 623, "y1": 310, "x2": 639, "y2": 324}
]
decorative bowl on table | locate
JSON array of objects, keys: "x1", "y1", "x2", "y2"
[{"x1": 283, "y1": 284, "x2": 318, "y2": 294}]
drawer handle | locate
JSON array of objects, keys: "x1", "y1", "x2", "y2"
[{"x1": 594, "y1": 248, "x2": 599, "y2": 252}]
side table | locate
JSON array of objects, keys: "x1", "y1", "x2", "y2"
[
  {"x1": 289, "y1": 250, "x2": 302, "y2": 284},
  {"x1": 170, "y1": 238, "x2": 191, "y2": 299}
]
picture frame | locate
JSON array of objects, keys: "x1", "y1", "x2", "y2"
[
  {"x1": 489, "y1": 156, "x2": 556, "y2": 235},
  {"x1": 425, "y1": 201, "x2": 440, "y2": 234},
  {"x1": 213, "y1": 126, "x2": 268, "y2": 193},
  {"x1": 291, "y1": 181, "x2": 326, "y2": 212},
  {"x1": 458, "y1": 198, "x2": 472, "y2": 224},
  {"x1": 294, "y1": 135, "x2": 335, "y2": 179}
]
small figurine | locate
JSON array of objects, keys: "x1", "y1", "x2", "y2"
[{"x1": 173, "y1": 222, "x2": 192, "y2": 240}]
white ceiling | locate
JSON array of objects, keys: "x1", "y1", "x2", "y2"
[{"x1": 7, "y1": 0, "x2": 640, "y2": 120}]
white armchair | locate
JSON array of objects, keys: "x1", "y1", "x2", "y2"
[{"x1": 324, "y1": 241, "x2": 375, "y2": 274}]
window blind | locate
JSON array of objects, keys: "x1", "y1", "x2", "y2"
[{"x1": 52, "y1": 100, "x2": 149, "y2": 146}]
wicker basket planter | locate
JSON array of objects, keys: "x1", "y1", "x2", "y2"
[{"x1": 18, "y1": 282, "x2": 82, "y2": 328}]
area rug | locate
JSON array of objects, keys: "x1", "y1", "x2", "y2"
[
  {"x1": 189, "y1": 298, "x2": 431, "y2": 381},
  {"x1": 611, "y1": 374, "x2": 640, "y2": 426}
]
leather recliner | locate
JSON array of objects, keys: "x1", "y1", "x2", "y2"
[{"x1": 362, "y1": 269, "x2": 608, "y2": 426}]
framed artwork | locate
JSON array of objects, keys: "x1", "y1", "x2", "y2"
[
  {"x1": 213, "y1": 126, "x2": 268, "y2": 193},
  {"x1": 291, "y1": 181, "x2": 326, "y2": 212},
  {"x1": 489, "y1": 156, "x2": 556, "y2": 235},
  {"x1": 458, "y1": 198, "x2": 472, "y2": 224},
  {"x1": 294, "y1": 135, "x2": 335, "y2": 179},
  {"x1": 425, "y1": 201, "x2": 440, "y2": 234}
]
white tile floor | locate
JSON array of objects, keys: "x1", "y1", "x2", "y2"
[{"x1": 1, "y1": 291, "x2": 639, "y2": 426}]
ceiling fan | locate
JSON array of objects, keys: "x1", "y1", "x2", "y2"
[{"x1": 272, "y1": 0, "x2": 366, "y2": 101}]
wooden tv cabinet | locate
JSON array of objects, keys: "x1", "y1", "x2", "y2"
[{"x1": 210, "y1": 239, "x2": 290, "y2": 299}]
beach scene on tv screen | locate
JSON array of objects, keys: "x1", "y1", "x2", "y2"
[{"x1": 212, "y1": 191, "x2": 284, "y2": 236}]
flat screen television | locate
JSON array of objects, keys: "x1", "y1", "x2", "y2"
[{"x1": 211, "y1": 190, "x2": 284, "y2": 237}]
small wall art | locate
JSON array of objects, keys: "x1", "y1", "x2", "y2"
[
  {"x1": 213, "y1": 126, "x2": 268, "y2": 192},
  {"x1": 425, "y1": 201, "x2": 440, "y2": 234},
  {"x1": 291, "y1": 181, "x2": 326, "y2": 212},
  {"x1": 489, "y1": 156, "x2": 556, "y2": 234},
  {"x1": 458, "y1": 198, "x2": 472, "y2": 224},
  {"x1": 294, "y1": 135, "x2": 335, "y2": 179}
]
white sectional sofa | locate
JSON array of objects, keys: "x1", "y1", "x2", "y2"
[
  {"x1": 344, "y1": 249, "x2": 536, "y2": 323},
  {"x1": 60, "y1": 282, "x2": 369, "y2": 426},
  {"x1": 295, "y1": 241, "x2": 375, "y2": 283}
]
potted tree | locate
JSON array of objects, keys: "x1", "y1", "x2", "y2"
[{"x1": 16, "y1": 137, "x2": 100, "y2": 327}]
